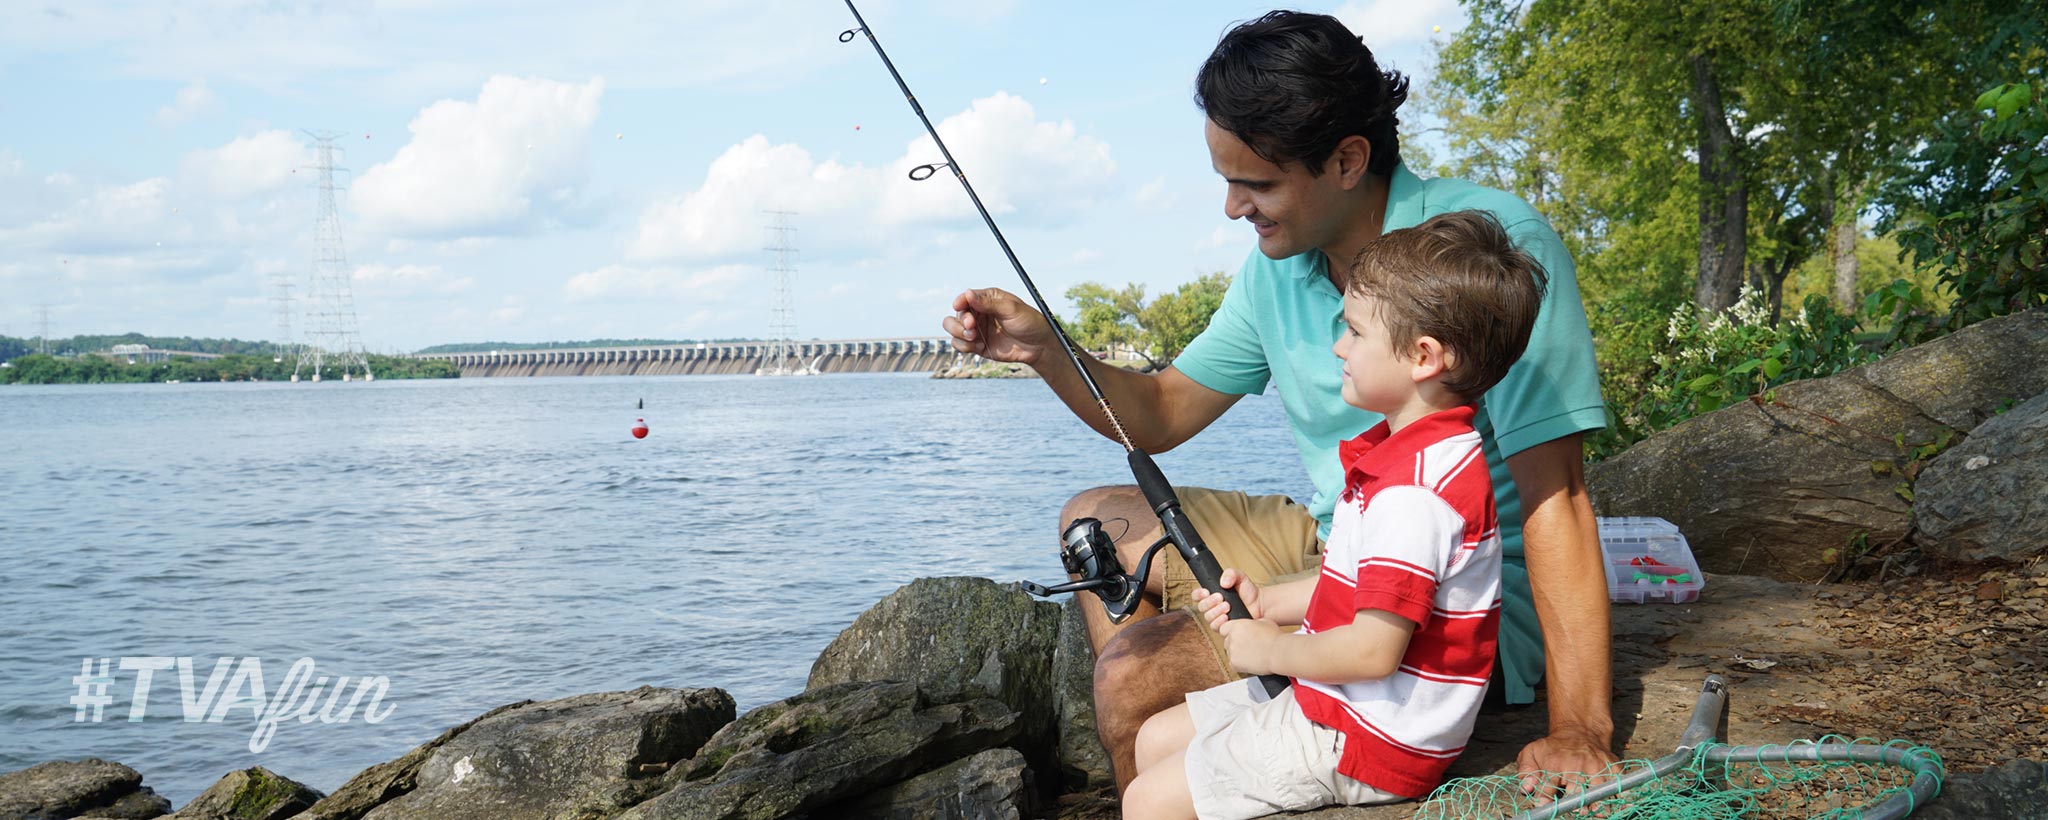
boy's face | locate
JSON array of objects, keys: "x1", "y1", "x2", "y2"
[
  {"x1": 1205, "y1": 119, "x2": 1348, "y2": 261},
  {"x1": 1332, "y1": 292, "x2": 1411, "y2": 414}
]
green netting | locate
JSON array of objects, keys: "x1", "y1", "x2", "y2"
[{"x1": 1414, "y1": 737, "x2": 1946, "y2": 820}]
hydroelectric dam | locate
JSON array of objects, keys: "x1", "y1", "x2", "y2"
[{"x1": 411, "y1": 338, "x2": 974, "y2": 377}]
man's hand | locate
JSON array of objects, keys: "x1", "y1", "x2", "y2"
[
  {"x1": 1216, "y1": 618, "x2": 1283, "y2": 676},
  {"x1": 1517, "y1": 729, "x2": 1617, "y2": 801},
  {"x1": 941, "y1": 288, "x2": 1057, "y2": 366},
  {"x1": 1193, "y1": 568, "x2": 1264, "y2": 629}
]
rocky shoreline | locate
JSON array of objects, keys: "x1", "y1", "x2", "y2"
[{"x1": 5, "y1": 573, "x2": 2046, "y2": 820}]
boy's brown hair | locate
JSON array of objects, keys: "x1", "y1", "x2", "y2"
[{"x1": 1340, "y1": 210, "x2": 1548, "y2": 399}]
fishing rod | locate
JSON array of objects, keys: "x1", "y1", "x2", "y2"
[{"x1": 839, "y1": 0, "x2": 1287, "y2": 698}]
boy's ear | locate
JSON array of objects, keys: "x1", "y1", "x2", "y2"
[{"x1": 1410, "y1": 335, "x2": 1453, "y2": 384}]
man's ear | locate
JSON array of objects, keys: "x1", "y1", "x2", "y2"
[
  {"x1": 1329, "y1": 135, "x2": 1373, "y2": 190},
  {"x1": 1410, "y1": 335, "x2": 1453, "y2": 384}
]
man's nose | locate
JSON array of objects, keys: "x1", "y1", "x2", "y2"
[{"x1": 1224, "y1": 187, "x2": 1254, "y2": 220}]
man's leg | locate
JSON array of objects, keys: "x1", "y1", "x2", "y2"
[
  {"x1": 1093, "y1": 610, "x2": 1229, "y2": 796},
  {"x1": 1058, "y1": 485, "x2": 1320, "y2": 795}
]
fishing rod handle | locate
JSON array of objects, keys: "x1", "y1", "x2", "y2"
[{"x1": 1129, "y1": 450, "x2": 1291, "y2": 699}]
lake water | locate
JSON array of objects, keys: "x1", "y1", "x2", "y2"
[{"x1": 0, "y1": 373, "x2": 1306, "y2": 804}]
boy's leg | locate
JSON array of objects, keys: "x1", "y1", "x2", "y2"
[
  {"x1": 1121, "y1": 749, "x2": 1197, "y2": 820},
  {"x1": 1133, "y1": 702, "x2": 1196, "y2": 775}
]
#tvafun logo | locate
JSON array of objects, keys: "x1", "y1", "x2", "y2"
[{"x1": 70, "y1": 657, "x2": 395, "y2": 753}]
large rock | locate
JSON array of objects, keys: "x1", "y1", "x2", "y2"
[
  {"x1": 833, "y1": 748, "x2": 1035, "y2": 820},
  {"x1": 615, "y1": 680, "x2": 1020, "y2": 820},
  {"x1": 1914, "y1": 391, "x2": 2048, "y2": 564},
  {"x1": 0, "y1": 759, "x2": 170, "y2": 820},
  {"x1": 1589, "y1": 308, "x2": 2048, "y2": 581},
  {"x1": 808, "y1": 577, "x2": 1063, "y2": 783},
  {"x1": 348, "y1": 686, "x2": 732, "y2": 820},
  {"x1": 1051, "y1": 598, "x2": 1111, "y2": 791},
  {"x1": 1911, "y1": 759, "x2": 2048, "y2": 820},
  {"x1": 167, "y1": 768, "x2": 320, "y2": 820}
]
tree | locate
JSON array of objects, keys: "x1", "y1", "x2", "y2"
[
  {"x1": 1063, "y1": 273, "x2": 1232, "y2": 368},
  {"x1": 1141, "y1": 272, "x2": 1232, "y2": 364},
  {"x1": 1432, "y1": 0, "x2": 2012, "y2": 317}
]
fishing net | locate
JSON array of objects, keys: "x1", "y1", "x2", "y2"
[
  {"x1": 1415, "y1": 737, "x2": 1945, "y2": 819},
  {"x1": 1413, "y1": 676, "x2": 1947, "y2": 820}
]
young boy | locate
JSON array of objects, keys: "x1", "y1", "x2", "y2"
[{"x1": 1120, "y1": 210, "x2": 1550, "y2": 820}]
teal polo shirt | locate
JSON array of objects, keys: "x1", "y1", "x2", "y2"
[{"x1": 1174, "y1": 162, "x2": 1606, "y2": 704}]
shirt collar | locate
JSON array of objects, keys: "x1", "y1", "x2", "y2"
[{"x1": 1340, "y1": 404, "x2": 1478, "y2": 486}]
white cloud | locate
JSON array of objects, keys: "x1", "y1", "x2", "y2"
[
  {"x1": 631, "y1": 92, "x2": 1114, "y2": 263},
  {"x1": 178, "y1": 130, "x2": 309, "y2": 201},
  {"x1": 154, "y1": 81, "x2": 220, "y2": 127},
  {"x1": 351, "y1": 263, "x2": 472, "y2": 296},
  {"x1": 562, "y1": 263, "x2": 753, "y2": 303},
  {"x1": 1333, "y1": 0, "x2": 1464, "y2": 50},
  {"x1": 895, "y1": 287, "x2": 949, "y2": 304},
  {"x1": 0, "y1": 1, "x2": 840, "y2": 98},
  {"x1": 1195, "y1": 225, "x2": 1238, "y2": 251},
  {"x1": 351, "y1": 76, "x2": 603, "y2": 239},
  {"x1": 1133, "y1": 176, "x2": 1175, "y2": 211}
]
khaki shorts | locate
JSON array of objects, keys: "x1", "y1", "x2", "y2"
[
  {"x1": 1160, "y1": 488, "x2": 1323, "y2": 677},
  {"x1": 1183, "y1": 678, "x2": 1402, "y2": 820}
]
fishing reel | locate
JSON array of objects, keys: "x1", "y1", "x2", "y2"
[{"x1": 1020, "y1": 517, "x2": 1173, "y2": 624}]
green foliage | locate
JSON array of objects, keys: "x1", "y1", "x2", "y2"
[
  {"x1": 1883, "y1": 79, "x2": 2048, "y2": 329},
  {"x1": 0, "y1": 353, "x2": 456, "y2": 385},
  {"x1": 1063, "y1": 273, "x2": 1231, "y2": 367},
  {"x1": 1589, "y1": 288, "x2": 1877, "y2": 460}
]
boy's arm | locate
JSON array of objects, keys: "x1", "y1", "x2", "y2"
[
  {"x1": 1254, "y1": 576, "x2": 1317, "y2": 625},
  {"x1": 1219, "y1": 609, "x2": 1417, "y2": 683}
]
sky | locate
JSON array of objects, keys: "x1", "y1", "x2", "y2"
[{"x1": 0, "y1": 0, "x2": 1467, "y2": 352}]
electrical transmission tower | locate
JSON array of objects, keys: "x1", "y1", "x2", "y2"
[
  {"x1": 37, "y1": 304, "x2": 51, "y2": 356},
  {"x1": 269, "y1": 273, "x2": 296, "y2": 364},
  {"x1": 293, "y1": 131, "x2": 373, "y2": 383},
  {"x1": 757, "y1": 210, "x2": 815, "y2": 376}
]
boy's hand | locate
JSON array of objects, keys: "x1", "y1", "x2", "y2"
[
  {"x1": 1192, "y1": 568, "x2": 1263, "y2": 630},
  {"x1": 1217, "y1": 618, "x2": 1284, "y2": 676}
]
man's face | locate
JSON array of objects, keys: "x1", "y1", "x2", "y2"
[{"x1": 1205, "y1": 119, "x2": 1345, "y2": 260}]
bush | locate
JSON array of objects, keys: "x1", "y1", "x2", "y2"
[{"x1": 1589, "y1": 287, "x2": 1877, "y2": 460}]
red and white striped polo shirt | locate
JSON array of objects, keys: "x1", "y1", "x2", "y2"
[{"x1": 1291, "y1": 404, "x2": 1502, "y2": 798}]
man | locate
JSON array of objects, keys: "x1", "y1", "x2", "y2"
[{"x1": 942, "y1": 11, "x2": 1617, "y2": 797}]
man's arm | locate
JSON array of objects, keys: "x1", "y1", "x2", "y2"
[
  {"x1": 943, "y1": 287, "x2": 1240, "y2": 451},
  {"x1": 1505, "y1": 434, "x2": 1618, "y2": 790}
]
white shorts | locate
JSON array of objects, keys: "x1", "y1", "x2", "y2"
[{"x1": 1182, "y1": 678, "x2": 1402, "y2": 820}]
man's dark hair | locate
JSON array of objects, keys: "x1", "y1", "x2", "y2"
[
  {"x1": 1340, "y1": 211, "x2": 1548, "y2": 399},
  {"x1": 1195, "y1": 10, "x2": 1410, "y2": 177}
]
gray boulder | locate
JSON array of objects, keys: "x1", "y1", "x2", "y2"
[
  {"x1": 0, "y1": 759, "x2": 170, "y2": 820},
  {"x1": 616, "y1": 680, "x2": 1020, "y2": 820},
  {"x1": 808, "y1": 577, "x2": 1063, "y2": 782},
  {"x1": 1051, "y1": 598, "x2": 1111, "y2": 791},
  {"x1": 348, "y1": 686, "x2": 732, "y2": 820},
  {"x1": 167, "y1": 768, "x2": 319, "y2": 820},
  {"x1": 1589, "y1": 308, "x2": 2048, "y2": 581},
  {"x1": 1908, "y1": 759, "x2": 2047, "y2": 820},
  {"x1": 833, "y1": 747, "x2": 1035, "y2": 820},
  {"x1": 1914, "y1": 391, "x2": 2048, "y2": 564}
]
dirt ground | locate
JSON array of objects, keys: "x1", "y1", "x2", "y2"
[{"x1": 1055, "y1": 561, "x2": 2048, "y2": 819}]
